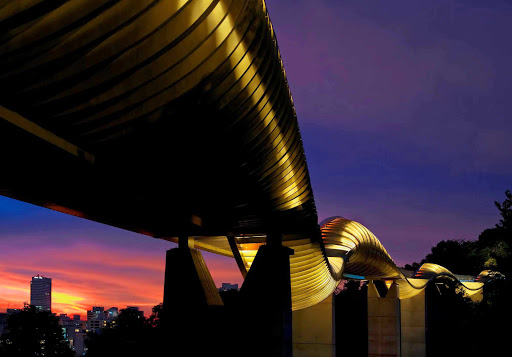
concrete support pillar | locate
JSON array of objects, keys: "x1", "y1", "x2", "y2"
[
  {"x1": 240, "y1": 234, "x2": 294, "y2": 357},
  {"x1": 162, "y1": 245, "x2": 223, "y2": 311},
  {"x1": 160, "y1": 241, "x2": 225, "y2": 354},
  {"x1": 368, "y1": 281, "x2": 401, "y2": 357},
  {"x1": 292, "y1": 294, "x2": 335, "y2": 357},
  {"x1": 400, "y1": 290, "x2": 426, "y2": 357}
]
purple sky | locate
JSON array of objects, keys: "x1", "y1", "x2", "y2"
[
  {"x1": 267, "y1": 0, "x2": 512, "y2": 264},
  {"x1": 1, "y1": 0, "x2": 511, "y2": 313}
]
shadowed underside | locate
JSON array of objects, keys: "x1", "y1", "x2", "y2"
[
  {"x1": 0, "y1": 0, "x2": 485, "y2": 312},
  {"x1": 0, "y1": 0, "x2": 317, "y2": 238}
]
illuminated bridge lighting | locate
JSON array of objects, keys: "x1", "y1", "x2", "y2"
[
  {"x1": 174, "y1": 216, "x2": 485, "y2": 310},
  {"x1": 0, "y1": 0, "x2": 487, "y2": 313}
]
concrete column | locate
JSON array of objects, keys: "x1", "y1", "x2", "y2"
[
  {"x1": 292, "y1": 294, "x2": 335, "y2": 357},
  {"x1": 161, "y1": 244, "x2": 225, "y2": 355},
  {"x1": 400, "y1": 290, "x2": 426, "y2": 357},
  {"x1": 368, "y1": 281, "x2": 401, "y2": 357},
  {"x1": 162, "y1": 246, "x2": 223, "y2": 311},
  {"x1": 239, "y1": 236, "x2": 294, "y2": 357}
]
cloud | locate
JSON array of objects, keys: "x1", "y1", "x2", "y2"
[{"x1": 0, "y1": 238, "x2": 241, "y2": 318}]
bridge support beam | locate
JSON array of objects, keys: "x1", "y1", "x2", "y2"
[
  {"x1": 292, "y1": 294, "x2": 335, "y2": 357},
  {"x1": 161, "y1": 237, "x2": 224, "y2": 354},
  {"x1": 400, "y1": 290, "x2": 426, "y2": 357},
  {"x1": 368, "y1": 281, "x2": 401, "y2": 357},
  {"x1": 240, "y1": 233, "x2": 294, "y2": 357},
  {"x1": 162, "y1": 238, "x2": 223, "y2": 311}
]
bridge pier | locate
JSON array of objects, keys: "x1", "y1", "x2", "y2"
[
  {"x1": 162, "y1": 236, "x2": 223, "y2": 311},
  {"x1": 367, "y1": 281, "x2": 429, "y2": 357},
  {"x1": 400, "y1": 290, "x2": 426, "y2": 357},
  {"x1": 161, "y1": 236, "x2": 224, "y2": 354},
  {"x1": 367, "y1": 281, "x2": 401, "y2": 357},
  {"x1": 292, "y1": 294, "x2": 335, "y2": 357},
  {"x1": 239, "y1": 233, "x2": 294, "y2": 357}
]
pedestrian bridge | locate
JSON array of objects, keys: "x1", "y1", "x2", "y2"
[{"x1": 0, "y1": 1, "x2": 489, "y2": 356}]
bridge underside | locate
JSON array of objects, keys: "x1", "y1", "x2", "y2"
[
  {"x1": 0, "y1": 0, "x2": 318, "y2": 239},
  {"x1": 0, "y1": 103, "x2": 316, "y2": 238}
]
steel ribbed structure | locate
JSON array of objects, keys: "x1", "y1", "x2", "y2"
[
  {"x1": 0, "y1": 0, "x2": 318, "y2": 237},
  {"x1": 0, "y1": 1, "x2": 486, "y2": 311}
]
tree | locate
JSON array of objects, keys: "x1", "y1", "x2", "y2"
[
  {"x1": 425, "y1": 239, "x2": 480, "y2": 275},
  {"x1": 401, "y1": 190, "x2": 512, "y2": 356},
  {"x1": 403, "y1": 239, "x2": 480, "y2": 275},
  {"x1": 146, "y1": 303, "x2": 162, "y2": 329},
  {"x1": 495, "y1": 189, "x2": 512, "y2": 232},
  {"x1": 404, "y1": 190, "x2": 512, "y2": 276},
  {"x1": 403, "y1": 261, "x2": 422, "y2": 271},
  {"x1": 115, "y1": 307, "x2": 146, "y2": 332},
  {"x1": 0, "y1": 305, "x2": 74, "y2": 357},
  {"x1": 425, "y1": 278, "x2": 479, "y2": 357},
  {"x1": 85, "y1": 305, "x2": 165, "y2": 357}
]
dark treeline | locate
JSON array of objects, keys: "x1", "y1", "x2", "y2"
[
  {"x1": 85, "y1": 304, "x2": 165, "y2": 356},
  {"x1": 402, "y1": 189, "x2": 512, "y2": 357},
  {"x1": 404, "y1": 189, "x2": 512, "y2": 277},
  {"x1": 84, "y1": 293, "x2": 242, "y2": 356},
  {"x1": 0, "y1": 306, "x2": 74, "y2": 357}
]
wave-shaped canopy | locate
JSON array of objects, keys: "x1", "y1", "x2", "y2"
[{"x1": 179, "y1": 216, "x2": 485, "y2": 310}]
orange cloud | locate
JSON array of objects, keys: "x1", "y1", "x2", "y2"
[{"x1": 0, "y1": 241, "x2": 242, "y2": 318}]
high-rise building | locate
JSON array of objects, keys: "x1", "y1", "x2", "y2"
[
  {"x1": 87, "y1": 307, "x2": 106, "y2": 333},
  {"x1": 30, "y1": 275, "x2": 51, "y2": 311},
  {"x1": 219, "y1": 283, "x2": 239, "y2": 291}
]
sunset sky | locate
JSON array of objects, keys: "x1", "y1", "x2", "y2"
[{"x1": 2, "y1": 0, "x2": 512, "y2": 318}]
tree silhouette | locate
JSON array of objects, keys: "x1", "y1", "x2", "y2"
[
  {"x1": 85, "y1": 305, "x2": 166, "y2": 357},
  {"x1": 495, "y1": 189, "x2": 512, "y2": 232},
  {"x1": 0, "y1": 305, "x2": 74, "y2": 357},
  {"x1": 404, "y1": 189, "x2": 512, "y2": 277},
  {"x1": 146, "y1": 303, "x2": 162, "y2": 329},
  {"x1": 402, "y1": 190, "x2": 512, "y2": 356},
  {"x1": 426, "y1": 239, "x2": 480, "y2": 274}
]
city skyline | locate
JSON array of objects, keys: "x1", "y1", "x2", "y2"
[
  {"x1": 1, "y1": 0, "x2": 512, "y2": 318},
  {"x1": 1, "y1": 268, "x2": 241, "y2": 318}
]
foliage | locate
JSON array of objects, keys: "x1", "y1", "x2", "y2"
[
  {"x1": 403, "y1": 189, "x2": 512, "y2": 356},
  {"x1": 85, "y1": 304, "x2": 164, "y2": 357},
  {"x1": 404, "y1": 189, "x2": 512, "y2": 277},
  {"x1": 427, "y1": 239, "x2": 480, "y2": 274},
  {"x1": 426, "y1": 275, "x2": 511, "y2": 357},
  {"x1": 403, "y1": 261, "x2": 422, "y2": 271},
  {"x1": 146, "y1": 303, "x2": 162, "y2": 328},
  {"x1": 85, "y1": 305, "x2": 164, "y2": 357},
  {"x1": 495, "y1": 189, "x2": 512, "y2": 232},
  {"x1": 0, "y1": 305, "x2": 74, "y2": 357}
]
